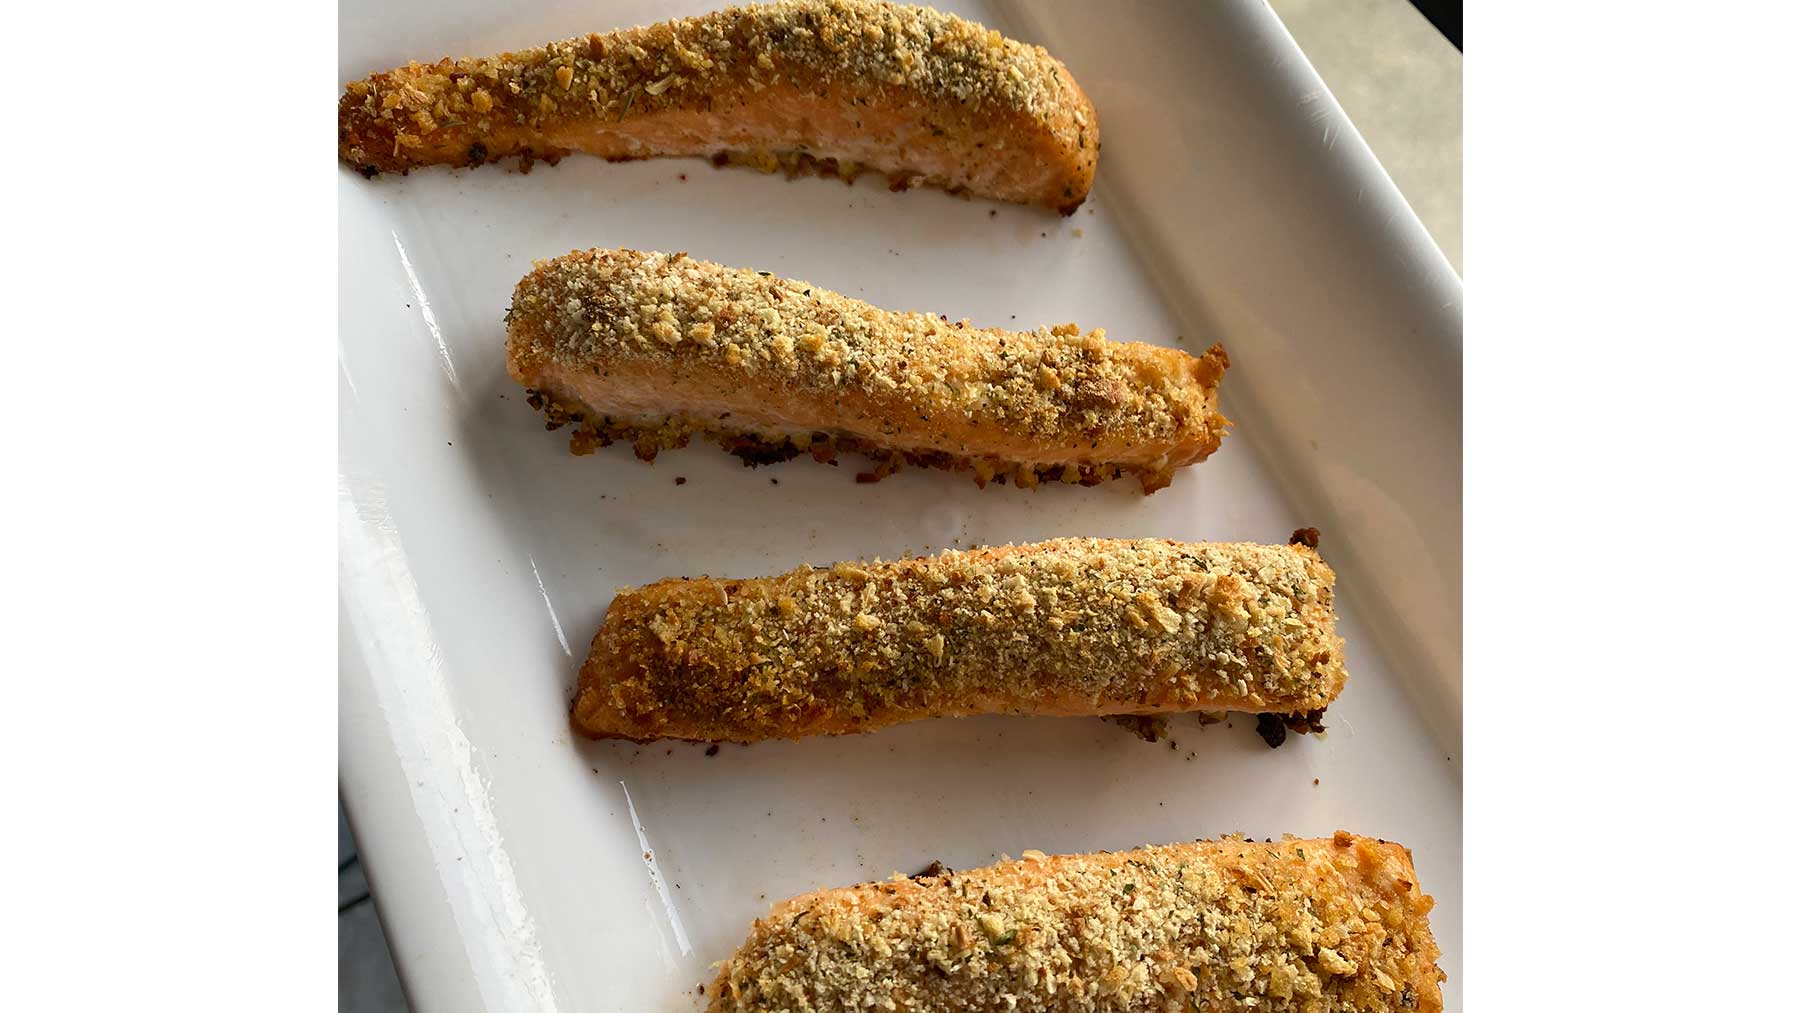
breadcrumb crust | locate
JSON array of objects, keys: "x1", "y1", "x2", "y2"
[{"x1": 572, "y1": 537, "x2": 1344, "y2": 742}]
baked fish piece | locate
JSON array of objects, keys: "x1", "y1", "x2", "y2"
[
  {"x1": 507, "y1": 249, "x2": 1230, "y2": 493},
  {"x1": 339, "y1": 0, "x2": 1099, "y2": 212},
  {"x1": 572, "y1": 535, "x2": 1343, "y2": 743},
  {"x1": 711, "y1": 832, "x2": 1444, "y2": 1012}
]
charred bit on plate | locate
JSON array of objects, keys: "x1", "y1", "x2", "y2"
[
  {"x1": 1256, "y1": 708, "x2": 1329, "y2": 748},
  {"x1": 1255, "y1": 713, "x2": 1288, "y2": 749}
]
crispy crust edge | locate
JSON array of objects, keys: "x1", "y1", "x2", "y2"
[{"x1": 516, "y1": 378, "x2": 1228, "y2": 494}]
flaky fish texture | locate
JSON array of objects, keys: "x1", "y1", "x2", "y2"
[
  {"x1": 339, "y1": 0, "x2": 1099, "y2": 212},
  {"x1": 572, "y1": 536, "x2": 1344, "y2": 743},
  {"x1": 507, "y1": 249, "x2": 1230, "y2": 493}
]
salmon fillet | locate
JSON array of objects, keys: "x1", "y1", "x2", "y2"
[
  {"x1": 506, "y1": 249, "x2": 1230, "y2": 493},
  {"x1": 711, "y1": 832, "x2": 1444, "y2": 1012},
  {"x1": 338, "y1": 0, "x2": 1099, "y2": 213},
  {"x1": 571, "y1": 535, "x2": 1344, "y2": 743}
]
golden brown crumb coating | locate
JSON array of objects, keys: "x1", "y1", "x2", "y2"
[
  {"x1": 339, "y1": 0, "x2": 1098, "y2": 212},
  {"x1": 572, "y1": 537, "x2": 1344, "y2": 742},
  {"x1": 507, "y1": 249, "x2": 1230, "y2": 494},
  {"x1": 711, "y1": 832, "x2": 1443, "y2": 1012}
]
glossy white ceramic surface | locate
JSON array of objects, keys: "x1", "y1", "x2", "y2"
[{"x1": 338, "y1": 2, "x2": 1462, "y2": 1010}]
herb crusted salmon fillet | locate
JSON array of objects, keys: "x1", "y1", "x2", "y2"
[
  {"x1": 506, "y1": 249, "x2": 1230, "y2": 493},
  {"x1": 571, "y1": 534, "x2": 1344, "y2": 743},
  {"x1": 338, "y1": 0, "x2": 1099, "y2": 212},
  {"x1": 710, "y1": 832, "x2": 1443, "y2": 1012}
]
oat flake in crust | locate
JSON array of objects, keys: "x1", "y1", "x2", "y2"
[
  {"x1": 507, "y1": 249, "x2": 1230, "y2": 494},
  {"x1": 571, "y1": 537, "x2": 1343, "y2": 743},
  {"x1": 338, "y1": 0, "x2": 1099, "y2": 212},
  {"x1": 711, "y1": 832, "x2": 1443, "y2": 1012}
]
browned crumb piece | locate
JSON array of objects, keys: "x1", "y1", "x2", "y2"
[
  {"x1": 1290, "y1": 527, "x2": 1322, "y2": 549},
  {"x1": 572, "y1": 537, "x2": 1344, "y2": 742},
  {"x1": 1103, "y1": 714, "x2": 1170, "y2": 742},
  {"x1": 507, "y1": 249, "x2": 1230, "y2": 494},
  {"x1": 710, "y1": 833, "x2": 1444, "y2": 1011},
  {"x1": 1286, "y1": 709, "x2": 1329, "y2": 736},
  {"x1": 338, "y1": 0, "x2": 1098, "y2": 212}
]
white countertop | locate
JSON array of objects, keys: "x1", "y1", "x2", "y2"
[{"x1": 1272, "y1": 0, "x2": 1461, "y2": 272}]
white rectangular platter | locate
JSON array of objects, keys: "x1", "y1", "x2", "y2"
[{"x1": 337, "y1": 2, "x2": 1464, "y2": 1009}]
